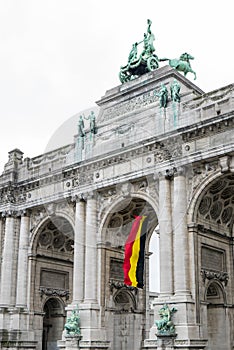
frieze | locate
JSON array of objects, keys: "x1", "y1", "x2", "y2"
[
  {"x1": 182, "y1": 114, "x2": 234, "y2": 143},
  {"x1": 99, "y1": 89, "x2": 159, "y2": 123}
]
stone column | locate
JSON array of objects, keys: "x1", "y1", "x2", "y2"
[
  {"x1": 73, "y1": 196, "x2": 86, "y2": 304},
  {"x1": 16, "y1": 211, "x2": 30, "y2": 308},
  {"x1": 0, "y1": 216, "x2": 3, "y2": 281},
  {"x1": 173, "y1": 168, "x2": 190, "y2": 296},
  {"x1": 158, "y1": 174, "x2": 173, "y2": 296},
  {"x1": 84, "y1": 192, "x2": 97, "y2": 303},
  {"x1": 0, "y1": 211, "x2": 16, "y2": 306}
]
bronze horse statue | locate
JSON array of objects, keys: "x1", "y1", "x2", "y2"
[{"x1": 160, "y1": 52, "x2": 196, "y2": 80}]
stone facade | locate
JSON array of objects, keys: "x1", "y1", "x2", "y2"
[{"x1": 0, "y1": 66, "x2": 234, "y2": 350}]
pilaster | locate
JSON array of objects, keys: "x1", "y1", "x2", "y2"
[
  {"x1": 173, "y1": 167, "x2": 190, "y2": 296},
  {"x1": 83, "y1": 192, "x2": 98, "y2": 304},
  {"x1": 158, "y1": 172, "x2": 173, "y2": 297},
  {"x1": 0, "y1": 210, "x2": 18, "y2": 307},
  {"x1": 16, "y1": 210, "x2": 30, "y2": 308},
  {"x1": 72, "y1": 195, "x2": 86, "y2": 304}
]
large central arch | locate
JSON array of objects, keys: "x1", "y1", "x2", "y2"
[{"x1": 98, "y1": 194, "x2": 158, "y2": 350}]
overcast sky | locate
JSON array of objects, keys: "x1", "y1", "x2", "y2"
[{"x1": 0, "y1": 0, "x2": 233, "y2": 172}]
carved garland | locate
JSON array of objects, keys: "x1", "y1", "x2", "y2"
[{"x1": 40, "y1": 287, "x2": 70, "y2": 299}]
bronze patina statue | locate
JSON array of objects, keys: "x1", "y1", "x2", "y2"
[
  {"x1": 119, "y1": 20, "x2": 197, "y2": 83},
  {"x1": 64, "y1": 306, "x2": 81, "y2": 336},
  {"x1": 160, "y1": 52, "x2": 196, "y2": 80},
  {"x1": 119, "y1": 19, "x2": 159, "y2": 83},
  {"x1": 155, "y1": 304, "x2": 177, "y2": 335}
]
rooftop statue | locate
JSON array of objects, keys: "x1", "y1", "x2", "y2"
[
  {"x1": 155, "y1": 83, "x2": 169, "y2": 108},
  {"x1": 161, "y1": 52, "x2": 196, "y2": 80},
  {"x1": 78, "y1": 115, "x2": 85, "y2": 138},
  {"x1": 170, "y1": 79, "x2": 181, "y2": 102},
  {"x1": 119, "y1": 19, "x2": 159, "y2": 83},
  {"x1": 119, "y1": 20, "x2": 197, "y2": 83}
]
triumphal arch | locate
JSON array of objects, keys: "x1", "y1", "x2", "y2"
[{"x1": 0, "y1": 21, "x2": 234, "y2": 350}]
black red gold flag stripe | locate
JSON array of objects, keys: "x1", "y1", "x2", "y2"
[{"x1": 123, "y1": 215, "x2": 148, "y2": 288}]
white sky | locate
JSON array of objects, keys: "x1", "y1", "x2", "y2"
[{"x1": 0, "y1": 0, "x2": 233, "y2": 172}]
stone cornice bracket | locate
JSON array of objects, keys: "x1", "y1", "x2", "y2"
[
  {"x1": 19, "y1": 209, "x2": 31, "y2": 217},
  {"x1": 1, "y1": 209, "x2": 18, "y2": 218},
  {"x1": 45, "y1": 203, "x2": 55, "y2": 216},
  {"x1": 70, "y1": 193, "x2": 86, "y2": 203},
  {"x1": 173, "y1": 166, "x2": 186, "y2": 177},
  {"x1": 219, "y1": 155, "x2": 231, "y2": 173},
  {"x1": 158, "y1": 167, "x2": 177, "y2": 180},
  {"x1": 119, "y1": 182, "x2": 133, "y2": 198},
  {"x1": 201, "y1": 269, "x2": 229, "y2": 286},
  {"x1": 83, "y1": 190, "x2": 97, "y2": 201}
]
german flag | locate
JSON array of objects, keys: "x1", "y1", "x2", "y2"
[{"x1": 123, "y1": 216, "x2": 148, "y2": 288}]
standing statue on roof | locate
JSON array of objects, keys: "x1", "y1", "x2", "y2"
[
  {"x1": 170, "y1": 79, "x2": 181, "y2": 102},
  {"x1": 128, "y1": 42, "x2": 138, "y2": 64},
  {"x1": 142, "y1": 19, "x2": 156, "y2": 58},
  {"x1": 78, "y1": 115, "x2": 85, "y2": 137}
]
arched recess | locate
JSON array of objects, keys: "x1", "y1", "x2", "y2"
[
  {"x1": 29, "y1": 215, "x2": 74, "y2": 349},
  {"x1": 42, "y1": 297, "x2": 65, "y2": 350},
  {"x1": 205, "y1": 281, "x2": 228, "y2": 350},
  {"x1": 190, "y1": 173, "x2": 234, "y2": 350},
  {"x1": 99, "y1": 195, "x2": 158, "y2": 350}
]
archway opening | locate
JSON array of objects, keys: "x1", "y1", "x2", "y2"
[
  {"x1": 31, "y1": 216, "x2": 74, "y2": 350},
  {"x1": 206, "y1": 282, "x2": 227, "y2": 350},
  {"x1": 102, "y1": 196, "x2": 158, "y2": 350},
  {"x1": 42, "y1": 298, "x2": 65, "y2": 350},
  {"x1": 194, "y1": 174, "x2": 234, "y2": 350}
]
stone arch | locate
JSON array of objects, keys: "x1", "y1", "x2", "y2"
[
  {"x1": 29, "y1": 212, "x2": 75, "y2": 254},
  {"x1": 205, "y1": 280, "x2": 226, "y2": 304},
  {"x1": 98, "y1": 192, "x2": 158, "y2": 245},
  {"x1": 99, "y1": 194, "x2": 158, "y2": 350},
  {"x1": 113, "y1": 288, "x2": 136, "y2": 312},
  {"x1": 188, "y1": 173, "x2": 233, "y2": 350},
  {"x1": 28, "y1": 215, "x2": 75, "y2": 350},
  {"x1": 31, "y1": 215, "x2": 75, "y2": 254},
  {"x1": 205, "y1": 280, "x2": 228, "y2": 350},
  {"x1": 42, "y1": 297, "x2": 66, "y2": 350},
  {"x1": 187, "y1": 169, "x2": 223, "y2": 223},
  {"x1": 189, "y1": 172, "x2": 234, "y2": 235}
]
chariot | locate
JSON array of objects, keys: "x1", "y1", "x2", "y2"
[
  {"x1": 119, "y1": 52, "x2": 159, "y2": 83},
  {"x1": 119, "y1": 19, "x2": 196, "y2": 84}
]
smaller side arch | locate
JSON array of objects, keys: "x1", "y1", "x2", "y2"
[
  {"x1": 113, "y1": 288, "x2": 137, "y2": 312},
  {"x1": 204, "y1": 280, "x2": 226, "y2": 305}
]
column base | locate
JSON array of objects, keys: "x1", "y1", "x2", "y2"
[
  {"x1": 58, "y1": 337, "x2": 110, "y2": 350},
  {"x1": 157, "y1": 334, "x2": 177, "y2": 350},
  {"x1": 174, "y1": 339, "x2": 208, "y2": 349},
  {"x1": 143, "y1": 338, "x2": 208, "y2": 350}
]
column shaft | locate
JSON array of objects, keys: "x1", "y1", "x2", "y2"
[
  {"x1": 73, "y1": 199, "x2": 86, "y2": 303},
  {"x1": 0, "y1": 218, "x2": 3, "y2": 283},
  {"x1": 173, "y1": 172, "x2": 190, "y2": 295},
  {"x1": 84, "y1": 195, "x2": 97, "y2": 303},
  {"x1": 16, "y1": 215, "x2": 30, "y2": 307},
  {"x1": 0, "y1": 215, "x2": 16, "y2": 306},
  {"x1": 159, "y1": 177, "x2": 173, "y2": 296}
]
